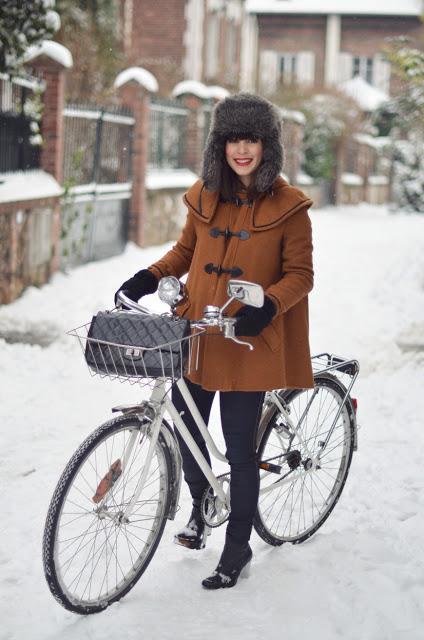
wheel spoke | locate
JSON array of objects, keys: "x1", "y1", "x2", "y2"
[
  {"x1": 44, "y1": 419, "x2": 170, "y2": 612},
  {"x1": 256, "y1": 379, "x2": 353, "y2": 543}
]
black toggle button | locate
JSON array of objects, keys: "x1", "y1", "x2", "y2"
[
  {"x1": 209, "y1": 227, "x2": 250, "y2": 241},
  {"x1": 204, "y1": 263, "x2": 243, "y2": 278}
]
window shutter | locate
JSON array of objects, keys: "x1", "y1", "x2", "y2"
[
  {"x1": 259, "y1": 49, "x2": 279, "y2": 96},
  {"x1": 338, "y1": 52, "x2": 353, "y2": 83},
  {"x1": 373, "y1": 54, "x2": 391, "y2": 93},
  {"x1": 297, "y1": 51, "x2": 315, "y2": 86}
]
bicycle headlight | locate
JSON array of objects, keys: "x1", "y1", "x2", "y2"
[{"x1": 158, "y1": 276, "x2": 185, "y2": 307}]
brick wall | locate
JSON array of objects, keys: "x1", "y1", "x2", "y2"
[
  {"x1": 128, "y1": 0, "x2": 187, "y2": 95},
  {"x1": 0, "y1": 197, "x2": 60, "y2": 304}
]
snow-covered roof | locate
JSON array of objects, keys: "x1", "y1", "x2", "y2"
[
  {"x1": 114, "y1": 67, "x2": 159, "y2": 93},
  {"x1": 24, "y1": 41, "x2": 73, "y2": 69},
  {"x1": 339, "y1": 76, "x2": 389, "y2": 111},
  {"x1": 146, "y1": 168, "x2": 198, "y2": 190},
  {"x1": 0, "y1": 170, "x2": 63, "y2": 203},
  {"x1": 246, "y1": 0, "x2": 423, "y2": 16},
  {"x1": 172, "y1": 81, "x2": 229, "y2": 100}
]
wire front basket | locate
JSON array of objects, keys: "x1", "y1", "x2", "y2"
[{"x1": 68, "y1": 313, "x2": 205, "y2": 386}]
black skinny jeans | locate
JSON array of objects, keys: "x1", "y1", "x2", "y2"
[{"x1": 172, "y1": 377, "x2": 265, "y2": 545}]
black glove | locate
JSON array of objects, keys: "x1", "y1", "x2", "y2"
[
  {"x1": 114, "y1": 269, "x2": 158, "y2": 306},
  {"x1": 234, "y1": 296, "x2": 276, "y2": 337}
]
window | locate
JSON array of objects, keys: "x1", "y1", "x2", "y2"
[
  {"x1": 353, "y1": 56, "x2": 374, "y2": 84},
  {"x1": 280, "y1": 54, "x2": 298, "y2": 85},
  {"x1": 259, "y1": 50, "x2": 315, "y2": 96}
]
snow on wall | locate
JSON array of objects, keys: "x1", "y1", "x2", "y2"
[
  {"x1": 246, "y1": 0, "x2": 423, "y2": 16},
  {"x1": 342, "y1": 172, "x2": 363, "y2": 186},
  {"x1": 24, "y1": 41, "x2": 73, "y2": 69},
  {"x1": 114, "y1": 67, "x2": 159, "y2": 93},
  {"x1": 0, "y1": 170, "x2": 63, "y2": 203},
  {"x1": 146, "y1": 168, "x2": 198, "y2": 190}
]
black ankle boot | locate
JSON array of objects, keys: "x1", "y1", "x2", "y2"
[
  {"x1": 201, "y1": 537, "x2": 253, "y2": 589},
  {"x1": 174, "y1": 503, "x2": 210, "y2": 550}
]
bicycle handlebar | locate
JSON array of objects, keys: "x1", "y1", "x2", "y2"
[{"x1": 115, "y1": 289, "x2": 255, "y2": 350}]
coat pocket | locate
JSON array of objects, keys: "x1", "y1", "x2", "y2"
[{"x1": 261, "y1": 321, "x2": 281, "y2": 353}]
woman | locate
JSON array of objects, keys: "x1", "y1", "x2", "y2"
[{"x1": 115, "y1": 93, "x2": 314, "y2": 590}]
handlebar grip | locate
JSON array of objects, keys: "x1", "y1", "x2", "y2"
[{"x1": 116, "y1": 290, "x2": 150, "y2": 314}]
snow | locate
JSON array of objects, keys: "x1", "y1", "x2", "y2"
[
  {"x1": 341, "y1": 172, "x2": 363, "y2": 185},
  {"x1": 353, "y1": 134, "x2": 391, "y2": 150},
  {"x1": 339, "y1": 76, "x2": 389, "y2": 112},
  {"x1": 1, "y1": 203, "x2": 424, "y2": 638},
  {"x1": 296, "y1": 172, "x2": 314, "y2": 185},
  {"x1": 207, "y1": 85, "x2": 231, "y2": 100},
  {"x1": 114, "y1": 67, "x2": 159, "y2": 93},
  {"x1": 172, "y1": 80, "x2": 229, "y2": 100},
  {"x1": 173, "y1": 80, "x2": 214, "y2": 100},
  {"x1": 368, "y1": 175, "x2": 389, "y2": 185},
  {"x1": 146, "y1": 168, "x2": 199, "y2": 190},
  {"x1": 246, "y1": 0, "x2": 423, "y2": 16},
  {"x1": 0, "y1": 170, "x2": 62, "y2": 203},
  {"x1": 280, "y1": 107, "x2": 306, "y2": 125},
  {"x1": 24, "y1": 40, "x2": 73, "y2": 69}
]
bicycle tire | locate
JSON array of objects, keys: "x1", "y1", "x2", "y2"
[
  {"x1": 43, "y1": 414, "x2": 173, "y2": 614},
  {"x1": 254, "y1": 375, "x2": 355, "y2": 546}
]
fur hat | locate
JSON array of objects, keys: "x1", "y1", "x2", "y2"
[{"x1": 201, "y1": 92, "x2": 284, "y2": 193}]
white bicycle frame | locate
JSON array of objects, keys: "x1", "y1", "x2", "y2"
[{"x1": 120, "y1": 378, "x2": 320, "y2": 521}]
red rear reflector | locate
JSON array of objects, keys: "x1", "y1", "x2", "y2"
[{"x1": 352, "y1": 398, "x2": 358, "y2": 414}]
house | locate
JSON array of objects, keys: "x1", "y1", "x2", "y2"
[
  {"x1": 119, "y1": 0, "x2": 256, "y2": 95},
  {"x1": 245, "y1": 0, "x2": 424, "y2": 96}
]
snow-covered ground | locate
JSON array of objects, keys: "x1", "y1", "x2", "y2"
[{"x1": 1, "y1": 203, "x2": 423, "y2": 640}]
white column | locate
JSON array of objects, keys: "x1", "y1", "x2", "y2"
[
  {"x1": 183, "y1": 0, "x2": 205, "y2": 82},
  {"x1": 240, "y1": 13, "x2": 258, "y2": 91},
  {"x1": 324, "y1": 14, "x2": 341, "y2": 86}
]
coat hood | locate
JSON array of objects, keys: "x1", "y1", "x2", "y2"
[
  {"x1": 183, "y1": 177, "x2": 313, "y2": 231},
  {"x1": 201, "y1": 92, "x2": 284, "y2": 194}
]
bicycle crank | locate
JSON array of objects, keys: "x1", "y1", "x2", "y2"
[{"x1": 201, "y1": 473, "x2": 230, "y2": 528}]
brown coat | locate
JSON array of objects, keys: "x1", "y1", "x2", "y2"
[{"x1": 148, "y1": 176, "x2": 314, "y2": 392}]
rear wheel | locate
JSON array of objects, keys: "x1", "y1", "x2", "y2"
[
  {"x1": 254, "y1": 376, "x2": 355, "y2": 545},
  {"x1": 43, "y1": 414, "x2": 172, "y2": 614}
]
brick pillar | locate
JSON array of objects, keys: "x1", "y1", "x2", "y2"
[
  {"x1": 28, "y1": 52, "x2": 70, "y2": 273},
  {"x1": 177, "y1": 93, "x2": 205, "y2": 174},
  {"x1": 29, "y1": 56, "x2": 67, "y2": 184},
  {"x1": 117, "y1": 83, "x2": 151, "y2": 247}
]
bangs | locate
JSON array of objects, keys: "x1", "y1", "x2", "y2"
[{"x1": 225, "y1": 132, "x2": 261, "y2": 144}]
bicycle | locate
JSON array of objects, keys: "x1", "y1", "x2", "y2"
[{"x1": 42, "y1": 277, "x2": 360, "y2": 614}]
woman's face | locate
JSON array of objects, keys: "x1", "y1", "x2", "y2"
[{"x1": 225, "y1": 137, "x2": 263, "y2": 187}]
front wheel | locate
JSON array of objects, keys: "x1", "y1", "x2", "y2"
[
  {"x1": 254, "y1": 375, "x2": 355, "y2": 546},
  {"x1": 43, "y1": 414, "x2": 172, "y2": 614}
]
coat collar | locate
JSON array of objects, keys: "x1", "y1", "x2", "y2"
[{"x1": 183, "y1": 177, "x2": 313, "y2": 231}]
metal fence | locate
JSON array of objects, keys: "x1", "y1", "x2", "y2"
[
  {"x1": 0, "y1": 73, "x2": 44, "y2": 173},
  {"x1": 62, "y1": 104, "x2": 134, "y2": 185},
  {"x1": 148, "y1": 98, "x2": 189, "y2": 169}
]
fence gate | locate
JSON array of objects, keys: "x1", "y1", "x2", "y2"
[
  {"x1": 0, "y1": 72, "x2": 44, "y2": 173},
  {"x1": 61, "y1": 104, "x2": 135, "y2": 268}
]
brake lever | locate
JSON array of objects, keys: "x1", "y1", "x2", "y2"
[{"x1": 223, "y1": 318, "x2": 254, "y2": 351}]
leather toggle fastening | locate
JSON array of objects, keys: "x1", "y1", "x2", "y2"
[
  {"x1": 220, "y1": 196, "x2": 253, "y2": 207},
  {"x1": 204, "y1": 263, "x2": 243, "y2": 277},
  {"x1": 209, "y1": 227, "x2": 250, "y2": 241}
]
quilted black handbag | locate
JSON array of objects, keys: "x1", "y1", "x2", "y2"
[{"x1": 84, "y1": 310, "x2": 191, "y2": 379}]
